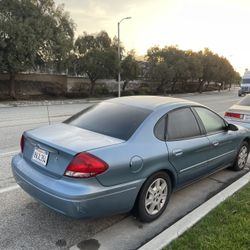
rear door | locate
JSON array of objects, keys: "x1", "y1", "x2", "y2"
[
  {"x1": 193, "y1": 107, "x2": 237, "y2": 171},
  {"x1": 166, "y1": 107, "x2": 212, "y2": 186}
]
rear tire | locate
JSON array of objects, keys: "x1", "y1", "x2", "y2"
[
  {"x1": 232, "y1": 141, "x2": 249, "y2": 171},
  {"x1": 135, "y1": 172, "x2": 172, "y2": 222}
]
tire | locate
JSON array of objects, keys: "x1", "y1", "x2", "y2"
[
  {"x1": 232, "y1": 141, "x2": 249, "y2": 171},
  {"x1": 135, "y1": 172, "x2": 172, "y2": 222}
]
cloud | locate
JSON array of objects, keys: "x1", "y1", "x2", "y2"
[{"x1": 56, "y1": 0, "x2": 149, "y2": 17}]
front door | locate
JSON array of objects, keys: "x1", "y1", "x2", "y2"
[{"x1": 193, "y1": 107, "x2": 238, "y2": 170}]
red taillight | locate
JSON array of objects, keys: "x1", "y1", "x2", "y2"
[
  {"x1": 20, "y1": 134, "x2": 25, "y2": 153},
  {"x1": 64, "y1": 153, "x2": 109, "y2": 178},
  {"x1": 224, "y1": 112, "x2": 244, "y2": 119}
]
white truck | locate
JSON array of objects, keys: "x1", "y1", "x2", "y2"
[{"x1": 238, "y1": 70, "x2": 250, "y2": 96}]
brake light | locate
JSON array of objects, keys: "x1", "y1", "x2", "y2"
[
  {"x1": 64, "y1": 153, "x2": 109, "y2": 178},
  {"x1": 224, "y1": 112, "x2": 244, "y2": 119},
  {"x1": 20, "y1": 134, "x2": 25, "y2": 153}
]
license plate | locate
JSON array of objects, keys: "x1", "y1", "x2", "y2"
[{"x1": 32, "y1": 148, "x2": 49, "y2": 166}]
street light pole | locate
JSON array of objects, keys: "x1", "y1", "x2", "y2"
[{"x1": 117, "y1": 16, "x2": 131, "y2": 97}]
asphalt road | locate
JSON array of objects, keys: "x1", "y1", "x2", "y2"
[{"x1": 0, "y1": 89, "x2": 248, "y2": 250}]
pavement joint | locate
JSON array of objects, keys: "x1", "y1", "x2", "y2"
[
  {"x1": 0, "y1": 185, "x2": 20, "y2": 194},
  {"x1": 0, "y1": 150, "x2": 19, "y2": 158},
  {"x1": 208, "y1": 177, "x2": 227, "y2": 184}
]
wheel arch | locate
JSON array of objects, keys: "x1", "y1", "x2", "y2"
[
  {"x1": 243, "y1": 137, "x2": 250, "y2": 146},
  {"x1": 132, "y1": 168, "x2": 177, "y2": 211}
]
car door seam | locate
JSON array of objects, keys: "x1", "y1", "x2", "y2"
[{"x1": 180, "y1": 149, "x2": 236, "y2": 173}]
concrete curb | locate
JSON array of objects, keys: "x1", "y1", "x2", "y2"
[
  {"x1": 138, "y1": 171, "x2": 250, "y2": 250},
  {"x1": 0, "y1": 98, "x2": 107, "y2": 108}
]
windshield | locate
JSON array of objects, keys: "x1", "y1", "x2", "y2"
[
  {"x1": 242, "y1": 78, "x2": 250, "y2": 84},
  {"x1": 238, "y1": 95, "x2": 250, "y2": 106},
  {"x1": 64, "y1": 102, "x2": 152, "y2": 140}
]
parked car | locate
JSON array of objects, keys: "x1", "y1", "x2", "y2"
[
  {"x1": 238, "y1": 70, "x2": 250, "y2": 96},
  {"x1": 225, "y1": 94, "x2": 250, "y2": 128},
  {"x1": 12, "y1": 96, "x2": 250, "y2": 222}
]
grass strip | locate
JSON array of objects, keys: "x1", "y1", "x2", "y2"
[{"x1": 165, "y1": 182, "x2": 250, "y2": 250}]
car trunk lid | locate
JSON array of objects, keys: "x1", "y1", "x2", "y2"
[
  {"x1": 225, "y1": 105, "x2": 250, "y2": 122},
  {"x1": 23, "y1": 123, "x2": 124, "y2": 177}
]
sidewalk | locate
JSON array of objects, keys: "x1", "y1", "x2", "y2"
[
  {"x1": 0, "y1": 97, "x2": 106, "y2": 108},
  {"x1": 0, "y1": 89, "x2": 235, "y2": 108}
]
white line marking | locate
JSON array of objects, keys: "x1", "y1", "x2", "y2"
[
  {"x1": 0, "y1": 150, "x2": 19, "y2": 158},
  {"x1": 139, "y1": 172, "x2": 250, "y2": 250},
  {"x1": 0, "y1": 185, "x2": 20, "y2": 194}
]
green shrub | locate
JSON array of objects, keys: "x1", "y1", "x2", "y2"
[
  {"x1": 121, "y1": 90, "x2": 135, "y2": 96},
  {"x1": 94, "y1": 85, "x2": 110, "y2": 96},
  {"x1": 65, "y1": 92, "x2": 89, "y2": 98}
]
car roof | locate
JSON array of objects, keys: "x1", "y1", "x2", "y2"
[{"x1": 106, "y1": 95, "x2": 198, "y2": 110}]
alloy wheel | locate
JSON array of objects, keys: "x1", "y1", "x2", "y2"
[
  {"x1": 238, "y1": 145, "x2": 248, "y2": 169},
  {"x1": 145, "y1": 178, "x2": 168, "y2": 215}
]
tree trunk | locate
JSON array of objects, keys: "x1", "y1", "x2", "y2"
[
  {"x1": 9, "y1": 73, "x2": 16, "y2": 99},
  {"x1": 205, "y1": 81, "x2": 210, "y2": 90},
  {"x1": 122, "y1": 80, "x2": 129, "y2": 92},
  {"x1": 157, "y1": 81, "x2": 164, "y2": 94},
  {"x1": 89, "y1": 81, "x2": 96, "y2": 96},
  {"x1": 171, "y1": 81, "x2": 176, "y2": 94},
  {"x1": 197, "y1": 79, "x2": 204, "y2": 93}
]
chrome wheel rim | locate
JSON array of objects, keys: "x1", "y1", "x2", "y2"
[
  {"x1": 145, "y1": 178, "x2": 168, "y2": 215},
  {"x1": 238, "y1": 145, "x2": 248, "y2": 169}
]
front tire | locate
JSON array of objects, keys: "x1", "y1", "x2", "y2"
[
  {"x1": 232, "y1": 142, "x2": 249, "y2": 171},
  {"x1": 136, "y1": 172, "x2": 172, "y2": 222}
]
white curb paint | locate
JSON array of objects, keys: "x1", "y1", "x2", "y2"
[
  {"x1": 139, "y1": 171, "x2": 250, "y2": 250},
  {"x1": 0, "y1": 185, "x2": 20, "y2": 194}
]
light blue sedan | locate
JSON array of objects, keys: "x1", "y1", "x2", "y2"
[{"x1": 12, "y1": 96, "x2": 249, "y2": 222}]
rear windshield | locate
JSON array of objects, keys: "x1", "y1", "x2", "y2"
[
  {"x1": 64, "y1": 102, "x2": 152, "y2": 140},
  {"x1": 238, "y1": 95, "x2": 250, "y2": 106}
]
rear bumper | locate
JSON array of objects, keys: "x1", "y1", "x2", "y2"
[
  {"x1": 239, "y1": 89, "x2": 250, "y2": 94},
  {"x1": 12, "y1": 154, "x2": 144, "y2": 218}
]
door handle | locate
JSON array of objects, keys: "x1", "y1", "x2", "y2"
[
  {"x1": 212, "y1": 141, "x2": 219, "y2": 147},
  {"x1": 173, "y1": 149, "x2": 183, "y2": 156}
]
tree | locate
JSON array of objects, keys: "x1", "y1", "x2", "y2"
[
  {"x1": 146, "y1": 45, "x2": 238, "y2": 94},
  {"x1": 146, "y1": 46, "x2": 173, "y2": 94},
  {"x1": 0, "y1": 0, "x2": 75, "y2": 98},
  {"x1": 74, "y1": 31, "x2": 118, "y2": 95},
  {"x1": 121, "y1": 51, "x2": 139, "y2": 92},
  {"x1": 147, "y1": 46, "x2": 190, "y2": 94},
  {"x1": 196, "y1": 49, "x2": 239, "y2": 92}
]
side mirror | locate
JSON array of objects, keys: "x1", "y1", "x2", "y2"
[{"x1": 227, "y1": 123, "x2": 238, "y2": 131}]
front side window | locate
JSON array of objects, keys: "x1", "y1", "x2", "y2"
[
  {"x1": 194, "y1": 107, "x2": 226, "y2": 134},
  {"x1": 167, "y1": 108, "x2": 201, "y2": 140}
]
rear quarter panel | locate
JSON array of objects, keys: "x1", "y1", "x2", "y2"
[{"x1": 88, "y1": 105, "x2": 181, "y2": 188}]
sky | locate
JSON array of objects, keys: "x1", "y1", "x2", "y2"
[{"x1": 55, "y1": 0, "x2": 250, "y2": 75}]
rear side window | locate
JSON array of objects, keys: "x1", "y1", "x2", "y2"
[
  {"x1": 154, "y1": 115, "x2": 167, "y2": 141},
  {"x1": 194, "y1": 107, "x2": 226, "y2": 134},
  {"x1": 64, "y1": 102, "x2": 151, "y2": 140},
  {"x1": 167, "y1": 108, "x2": 201, "y2": 140}
]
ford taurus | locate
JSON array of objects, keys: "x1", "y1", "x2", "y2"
[{"x1": 12, "y1": 96, "x2": 249, "y2": 222}]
